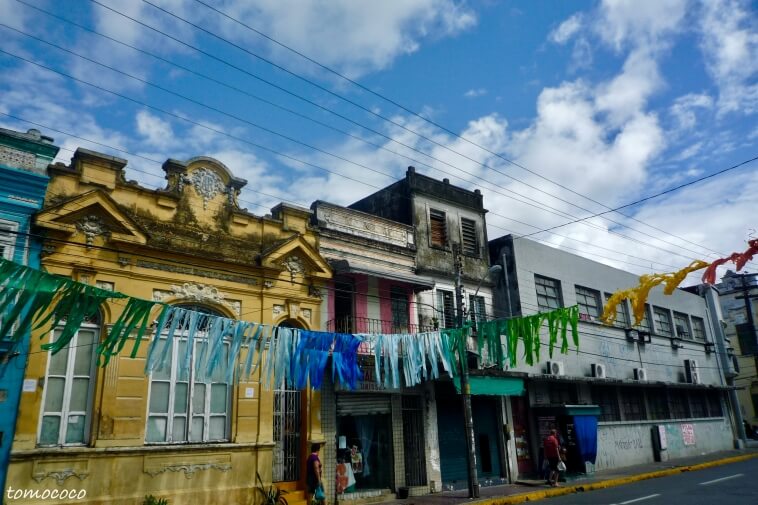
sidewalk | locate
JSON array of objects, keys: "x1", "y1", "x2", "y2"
[{"x1": 380, "y1": 448, "x2": 758, "y2": 505}]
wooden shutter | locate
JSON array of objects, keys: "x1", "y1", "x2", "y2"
[
  {"x1": 429, "y1": 209, "x2": 447, "y2": 247},
  {"x1": 460, "y1": 218, "x2": 477, "y2": 256}
]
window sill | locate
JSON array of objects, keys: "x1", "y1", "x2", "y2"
[
  {"x1": 12, "y1": 441, "x2": 274, "y2": 460},
  {"x1": 598, "y1": 416, "x2": 725, "y2": 426}
]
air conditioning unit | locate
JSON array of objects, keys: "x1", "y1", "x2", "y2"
[
  {"x1": 634, "y1": 368, "x2": 647, "y2": 381},
  {"x1": 547, "y1": 361, "x2": 565, "y2": 376},
  {"x1": 591, "y1": 363, "x2": 606, "y2": 378},
  {"x1": 684, "y1": 359, "x2": 700, "y2": 384}
]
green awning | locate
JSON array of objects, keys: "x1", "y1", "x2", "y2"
[
  {"x1": 452, "y1": 376, "x2": 525, "y2": 396},
  {"x1": 532, "y1": 405, "x2": 602, "y2": 416}
]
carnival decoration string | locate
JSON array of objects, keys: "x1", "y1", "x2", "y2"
[{"x1": 601, "y1": 238, "x2": 757, "y2": 326}]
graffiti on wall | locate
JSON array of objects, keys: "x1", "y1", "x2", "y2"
[
  {"x1": 614, "y1": 438, "x2": 644, "y2": 451},
  {"x1": 681, "y1": 424, "x2": 696, "y2": 446}
]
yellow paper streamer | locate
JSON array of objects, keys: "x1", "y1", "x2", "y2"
[{"x1": 601, "y1": 260, "x2": 709, "y2": 326}]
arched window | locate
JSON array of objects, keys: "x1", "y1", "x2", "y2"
[
  {"x1": 146, "y1": 305, "x2": 232, "y2": 444},
  {"x1": 38, "y1": 313, "x2": 101, "y2": 446}
]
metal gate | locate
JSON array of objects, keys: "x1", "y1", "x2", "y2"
[
  {"x1": 273, "y1": 389, "x2": 302, "y2": 482},
  {"x1": 402, "y1": 396, "x2": 427, "y2": 486}
]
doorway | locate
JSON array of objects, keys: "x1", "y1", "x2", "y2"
[
  {"x1": 334, "y1": 279, "x2": 354, "y2": 333},
  {"x1": 273, "y1": 388, "x2": 303, "y2": 482}
]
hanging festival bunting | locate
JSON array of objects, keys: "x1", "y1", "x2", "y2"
[
  {"x1": 701, "y1": 239, "x2": 758, "y2": 284},
  {"x1": 0, "y1": 258, "x2": 155, "y2": 356},
  {"x1": 476, "y1": 306, "x2": 579, "y2": 367},
  {"x1": 332, "y1": 332, "x2": 363, "y2": 390},
  {"x1": 602, "y1": 237, "x2": 757, "y2": 326},
  {"x1": 1, "y1": 257, "x2": 581, "y2": 392}
]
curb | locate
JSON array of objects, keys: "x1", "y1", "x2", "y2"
[{"x1": 475, "y1": 453, "x2": 758, "y2": 505}]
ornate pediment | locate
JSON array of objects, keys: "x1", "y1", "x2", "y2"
[
  {"x1": 260, "y1": 235, "x2": 331, "y2": 281},
  {"x1": 35, "y1": 190, "x2": 147, "y2": 246},
  {"x1": 163, "y1": 157, "x2": 247, "y2": 212}
]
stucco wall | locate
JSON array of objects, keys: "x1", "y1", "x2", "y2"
[
  {"x1": 495, "y1": 237, "x2": 721, "y2": 386},
  {"x1": 594, "y1": 417, "x2": 732, "y2": 471}
]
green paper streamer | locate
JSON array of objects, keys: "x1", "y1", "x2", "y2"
[
  {"x1": 475, "y1": 306, "x2": 580, "y2": 368},
  {"x1": 0, "y1": 258, "x2": 163, "y2": 362}
]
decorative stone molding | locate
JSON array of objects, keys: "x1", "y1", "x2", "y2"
[
  {"x1": 317, "y1": 205, "x2": 413, "y2": 248},
  {"x1": 95, "y1": 280, "x2": 114, "y2": 291},
  {"x1": 143, "y1": 454, "x2": 232, "y2": 479},
  {"x1": 280, "y1": 255, "x2": 306, "y2": 283},
  {"x1": 32, "y1": 460, "x2": 89, "y2": 485},
  {"x1": 117, "y1": 256, "x2": 131, "y2": 267},
  {"x1": 189, "y1": 167, "x2": 224, "y2": 209},
  {"x1": 281, "y1": 255, "x2": 305, "y2": 275},
  {"x1": 301, "y1": 308, "x2": 312, "y2": 321},
  {"x1": 152, "y1": 283, "x2": 241, "y2": 317},
  {"x1": 75, "y1": 215, "x2": 109, "y2": 247},
  {"x1": 272, "y1": 304, "x2": 285, "y2": 317},
  {"x1": 144, "y1": 462, "x2": 232, "y2": 478},
  {"x1": 264, "y1": 280, "x2": 275, "y2": 289},
  {"x1": 41, "y1": 243, "x2": 56, "y2": 256}
]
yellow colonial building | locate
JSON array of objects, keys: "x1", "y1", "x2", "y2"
[{"x1": 9, "y1": 148, "x2": 331, "y2": 504}]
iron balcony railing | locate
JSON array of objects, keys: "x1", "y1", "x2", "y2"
[{"x1": 326, "y1": 316, "x2": 435, "y2": 335}]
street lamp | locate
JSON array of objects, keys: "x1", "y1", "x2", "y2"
[{"x1": 474, "y1": 265, "x2": 503, "y2": 297}]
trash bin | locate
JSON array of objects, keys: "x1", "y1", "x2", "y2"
[{"x1": 397, "y1": 487, "x2": 409, "y2": 499}]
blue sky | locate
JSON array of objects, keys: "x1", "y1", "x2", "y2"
[{"x1": 0, "y1": 0, "x2": 756, "y2": 283}]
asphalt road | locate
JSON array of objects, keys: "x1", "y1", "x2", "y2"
[{"x1": 535, "y1": 458, "x2": 758, "y2": 505}]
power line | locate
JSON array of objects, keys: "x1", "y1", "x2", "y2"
[
  {"x1": 0, "y1": 107, "x2": 705, "y2": 278},
  {"x1": 190, "y1": 0, "x2": 728, "y2": 260},
  {"x1": 10, "y1": 4, "x2": 735, "y2": 267},
  {"x1": 518, "y1": 155, "x2": 758, "y2": 239},
  {"x1": 132, "y1": 0, "x2": 736, "y2": 262},
  {"x1": 85, "y1": 0, "x2": 729, "y2": 262},
  {"x1": 10, "y1": 5, "x2": 719, "y2": 268}
]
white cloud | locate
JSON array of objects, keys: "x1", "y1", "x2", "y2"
[
  {"x1": 211, "y1": 0, "x2": 477, "y2": 78},
  {"x1": 549, "y1": 14, "x2": 583, "y2": 45},
  {"x1": 136, "y1": 110, "x2": 175, "y2": 148},
  {"x1": 698, "y1": 0, "x2": 758, "y2": 115},
  {"x1": 596, "y1": 0, "x2": 687, "y2": 51},
  {"x1": 464, "y1": 88, "x2": 487, "y2": 98},
  {"x1": 0, "y1": 0, "x2": 28, "y2": 31},
  {"x1": 669, "y1": 93, "x2": 714, "y2": 130},
  {"x1": 596, "y1": 48, "x2": 662, "y2": 125}
]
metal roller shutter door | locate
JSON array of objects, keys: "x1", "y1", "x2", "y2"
[{"x1": 336, "y1": 394, "x2": 391, "y2": 416}]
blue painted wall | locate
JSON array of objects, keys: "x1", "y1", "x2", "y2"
[{"x1": 0, "y1": 133, "x2": 55, "y2": 492}]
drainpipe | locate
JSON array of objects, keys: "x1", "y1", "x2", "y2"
[{"x1": 699, "y1": 284, "x2": 747, "y2": 444}]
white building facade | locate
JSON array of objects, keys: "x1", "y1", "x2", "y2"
[{"x1": 489, "y1": 235, "x2": 735, "y2": 479}]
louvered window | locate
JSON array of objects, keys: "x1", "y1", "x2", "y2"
[
  {"x1": 437, "y1": 290, "x2": 455, "y2": 329},
  {"x1": 0, "y1": 223, "x2": 15, "y2": 260},
  {"x1": 429, "y1": 209, "x2": 447, "y2": 248},
  {"x1": 460, "y1": 218, "x2": 478, "y2": 256}
]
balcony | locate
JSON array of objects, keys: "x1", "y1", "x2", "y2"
[
  {"x1": 327, "y1": 316, "x2": 436, "y2": 356},
  {"x1": 326, "y1": 316, "x2": 435, "y2": 335}
]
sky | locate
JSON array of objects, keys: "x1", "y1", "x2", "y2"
[{"x1": 0, "y1": 0, "x2": 756, "y2": 285}]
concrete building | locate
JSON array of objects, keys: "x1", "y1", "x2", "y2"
[
  {"x1": 489, "y1": 235, "x2": 734, "y2": 479},
  {"x1": 8, "y1": 149, "x2": 331, "y2": 504},
  {"x1": 0, "y1": 127, "x2": 58, "y2": 494},
  {"x1": 349, "y1": 167, "x2": 501, "y2": 491},
  {"x1": 311, "y1": 200, "x2": 440, "y2": 501},
  {"x1": 715, "y1": 270, "x2": 758, "y2": 428}
]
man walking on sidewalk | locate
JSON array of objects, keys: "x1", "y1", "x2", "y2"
[{"x1": 543, "y1": 429, "x2": 562, "y2": 487}]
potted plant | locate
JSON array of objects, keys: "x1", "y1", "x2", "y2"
[
  {"x1": 143, "y1": 496, "x2": 169, "y2": 505},
  {"x1": 255, "y1": 473, "x2": 289, "y2": 505}
]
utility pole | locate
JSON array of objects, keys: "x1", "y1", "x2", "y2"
[{"x1": 454, "y1": 244, "x2": 479, "y2": 498}]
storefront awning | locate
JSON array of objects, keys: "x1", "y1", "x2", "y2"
[
  {"x1": 532, "y1": 404, "x2": 602, "y2": 416},
  {"x1": 453, "y1": 376, "x2": 525, "y2": 396},
  {"x1": 330, "y1": 259, "x2": 435, "y2": 289}
]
